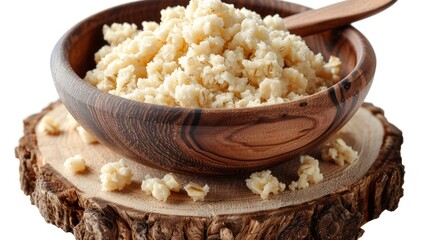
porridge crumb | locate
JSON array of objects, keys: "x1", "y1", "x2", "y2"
[
  {"x1": 246, "y1": 170, "x2": 285, "y2": 199},
  {"x1": 100, "y1": 159, "x2": 133, "y2": 191},
  {"x1": 184, "y1": 182, "x2": 210, "y2": 202},
  {"x1": 322, "y1": 138, "x2": 358, "y2": 166},
  {"x1": 40, "y1": 116, "x2": 61, "y2": 135},
  {"x1": 64, "y1": 154, "x2": 86, "y2": 173},
  {"x1": 289, "y1": 155, "x2": 323, "y2": 191}
]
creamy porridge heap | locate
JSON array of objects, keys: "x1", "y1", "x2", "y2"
[{"x1": 84, "y1": 0, "x2": 342, "y2": 108}]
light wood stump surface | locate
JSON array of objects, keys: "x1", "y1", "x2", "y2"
[{"x1": 15, "y1": 102, "x2": 404, "y2": 240}]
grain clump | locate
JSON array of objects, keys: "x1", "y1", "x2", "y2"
[
  {"x1": 246, "y1": 170, "x2": 286, "y2": 199},
  {"x1": 322, "y1": 138, "x2": 358, "y2": 166},
  {"x1": 141, "y1": 173, "x2": 181, "y2": 202},
  {"x1": 39, "y1": 116, "x2": 61, "y2": 135},
  {"x1": 85, "y1": 0, "x2": 342, "y2": 108},
  {"x1": 100, "y1": 159, "x2": 133, "y2": 191},
  {"x1": 64, "y1": 154, "x2": 86, "y2": 174},
  {"x1": 184, "y1": 182, "x2": 210, "y2": 202},
  {"x1": 289, "y1": 155, "x2": 324, "y2": 191}
]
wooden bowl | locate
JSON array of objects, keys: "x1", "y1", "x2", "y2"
[{"x1": 51, "y1": 0, "x2": 376, "y2": 175}]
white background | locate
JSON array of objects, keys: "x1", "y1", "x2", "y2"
[{"x1": 0, "y1": 0, "x2": 426, "y2": 239}]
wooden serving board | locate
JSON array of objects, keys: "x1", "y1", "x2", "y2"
[{"x1": 16, "y1": 102, "x2": 404, "y2": 240}]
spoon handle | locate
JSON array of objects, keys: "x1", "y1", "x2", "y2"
[{"x1": 284, "y1": 0, "x2": 397, "y2": 37}]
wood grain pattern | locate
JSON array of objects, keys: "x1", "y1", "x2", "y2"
[
  {"x1": 15, "y1": 102, "x2": 404, "y2": 239},
  {"x1": 283, "y1": 0, "x2": 397, "y2": 37},
  {"x1": 51, "y1": 0, "x2": 376, "y2": 175}
]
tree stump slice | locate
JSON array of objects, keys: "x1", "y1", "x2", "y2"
[{"x1": 16, "y1": 101, "x2": 404, "y2": 240}]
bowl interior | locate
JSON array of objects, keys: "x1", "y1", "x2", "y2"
[{"x1": 66, "y1": 0, "x2": 356, "y2": 82}]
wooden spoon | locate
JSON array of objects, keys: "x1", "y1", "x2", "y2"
[{"x1": 284, "y1": 0, "x2": 397, "y2": 37}]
